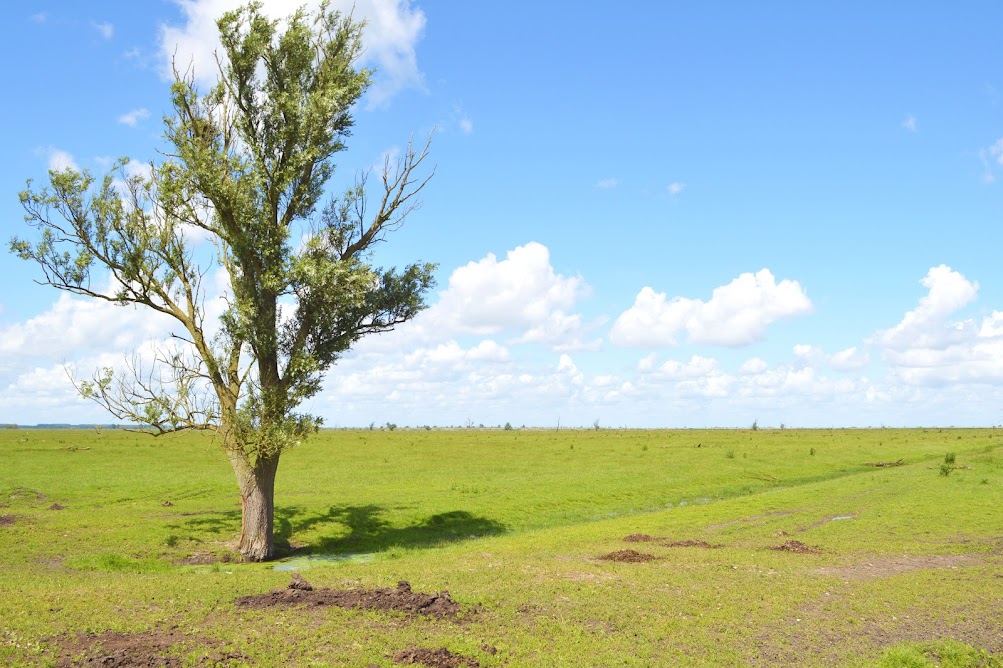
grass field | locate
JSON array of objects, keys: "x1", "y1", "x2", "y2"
[{"x1": 1, "y1": 427, "x2": 1001, "y2": 666}]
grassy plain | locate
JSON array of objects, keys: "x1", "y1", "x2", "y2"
[{"x1": 0, "y1": 427, "x2": 1001, "y2": 666}]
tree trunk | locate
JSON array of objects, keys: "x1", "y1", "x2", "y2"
[{"x1": 230, "y1": 452, "x2": 280, "y2": 561}]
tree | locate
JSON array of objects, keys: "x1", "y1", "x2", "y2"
[{"x1": 10, "y1": 1, "x2": 436, "y2": 561}]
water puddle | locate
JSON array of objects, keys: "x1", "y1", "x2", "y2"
[{"x1": 273, "y1": 552, "x2": 376, "y2": 571}]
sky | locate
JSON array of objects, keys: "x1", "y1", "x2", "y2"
[{"x1": 3, "y1": 2, "x2": 1003, "y2": 428}]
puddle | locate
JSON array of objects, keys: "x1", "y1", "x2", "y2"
[{"x1": 273, "y1": 553, "x2": 375, "y2": 571}]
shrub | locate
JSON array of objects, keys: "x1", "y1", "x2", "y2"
[{"x1": 944, "y1": 452, "x2": 956, "y2": 465}]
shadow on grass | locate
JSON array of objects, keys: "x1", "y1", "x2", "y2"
[{"x1": 177, "y1": 504, "x2": 506, "y2": 557}]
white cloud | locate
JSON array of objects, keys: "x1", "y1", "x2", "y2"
[
  {"x1": 0, "y1": 292, "x2": 174, "y2": 360},
  {"x1": 610, "y1": 269, "x2": 812, "y2": 347},
  {"x1": 793, "y1": 344, "x2": 869, "y2": 371},
  {"x1": 46, "y1": 148, "x2": 79, "y2": 172},
  {"x1": 870, "y1": 265, "x2": 978, "y2": 351},
  {"x1": 92, "y1": 21, "x2": 114, "y2": 39},
  {"x1": 426, "y1": 242, "x2": 589, "y2": 339},
  {"x1": 459, "y1": 117, "x2": 473, "y2": 134},
  {"x1": 739, "y1": 357, "x2": 768, "y2": 374},
  {"x1": 901, "y1": 114, "x2": 917, "y2": 132},
  {"x1": 31, "y1": 13, "x2": 46, "y2": 23},
  {"x1": 118, "y1": 108, "x2": 150, "y2": 127},
  {"x1": 159, "y1": 0, "x2": 426, "y2": 106},
  {"x1": 595, "y1": 177, "x2": 620, "y2": 189},
  {"x1": 667, "y1": 182, "x2": 686, "y2": 195},
  {"x1": 829, "y1": 346, "x2": 869, "y2": 371},
  {"x1": 869, "y1": 266, "x2": 1003, "y2": 386}
]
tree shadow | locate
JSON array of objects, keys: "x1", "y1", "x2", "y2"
[{"x1": 175, "y1": 504, "x2": 506, "y2": 558}]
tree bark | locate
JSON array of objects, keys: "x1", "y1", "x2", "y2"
[{"x1": 230, "y1": 452, "x2": 280, "y2": 561}]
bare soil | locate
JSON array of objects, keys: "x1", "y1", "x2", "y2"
[
  {"x1": 48, "y1": 503, "x2": 65, "y2": 510},
  {"x1": 0, "y1": 514, "x2": 13, "y2": 527},
  {"x1": 623, "y1": 533, "x2": 656, "y2": 542},
  {"x1": 235, "y1": 578, "x2": 464, "y2": 618},
  {"x1": 598, "y1": 549, "x2": 656, "y2": 562},
  {"x1": 177, "y1": 551, "x2": 234, "y2": 566},
  {"x1": 393, "y1": 646, "x2": 480, "y2": 667},
  {"x1": 53, "y1": 628, "x2": 243, "y2": 667},
  {"x1": 771, "y1": 540, "x2": 822, "y2": 554}
]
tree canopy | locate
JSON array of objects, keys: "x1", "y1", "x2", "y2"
[{"x1": 11, "y1": 0, "x2": 436, "y2": 561}]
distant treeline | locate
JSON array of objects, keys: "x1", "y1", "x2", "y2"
[{"x1": 2, "y1": 424, "x2": 140, "y2": 430}]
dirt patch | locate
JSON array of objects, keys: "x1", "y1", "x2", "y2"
[
  {"x1": 48, "y1": 503, "x2": 65, "y2": 510},
  {"x1": 0, "y1": 515, "x2": 14, "y2": 527},
  {"x1": 393, "y1": 646, "x2": 480, "y2": 667},
  {"x1": 816, "y1": 553, "x2": 986, "y2": 580},
  {"x1": 663, "y1": 539, "x2": 720, "y2": 549},
  {"x1": 770, "y1": 540, "x2": 822, "y2": 554},
  {"x1": 178, "y1": 551, "x2": 234, "y2": 566},
  {"x1": 235, "y1": 579, "x2": 463, "y2": 618},
  {"x1": 598, "y1": 549, "x2": 657, "y2": 563},
  {"x1": 52, "y1": 628, "x2": 243, "y2": 667},
  {"x1": 8, "y1": 487, "x2": 45, "y2": 501},
  {"x1": 623, "y1": 533, "x2": 656, "y2": 542}
]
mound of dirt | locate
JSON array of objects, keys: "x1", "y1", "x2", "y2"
[
  {"x1": 598, "y1": 549, "x2": 656, "y2": 562},
  {"x1": 393, "y1": 646, "x2": 480, "y2": 667},
  {"x1": 0, "y1": 515, "x2": 14, "y2": 527},
  {"x1": 236, "y1": 579, "x2": 463, "y2": 618},
  {"x1": 48, "y1": 503, "x2": 65, "y2": 510},
  {"x1": 53, "y1": 628, "x2": 243, "y2": 667},
  {"x1": 771, "y1": 540, "x2": 821, "y2": 554},
  {"x1": 623, "y1": 533, "x2": 656, "y2": 542},
  {"x1": 663, "y1": 539, "x2": 720, "y2": 549}
]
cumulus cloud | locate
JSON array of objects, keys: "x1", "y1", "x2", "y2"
[
  {"x1": 610, "y1": 269, "x2": 812, "y2": 347},
  {"x1": 159, "y1": 0, "x2": 426, "y2": 106},
  {"x1": 901, "y1": 114, "x2": 917, "y2": 132},
  {"x1": 426, "y1": 242, "x2": 589, "y2": 341},
  {"x1": 870, "y1": 265, "x2": 978, "y2": 351},
  {"x1": 594, "y1": 177, "x2": 619, "y2": 189},
  {"x1": 458, "y1": 117, "x2": 473, "y2": 134},
  {"x1": 118, "y1": 108, "x2": 150, "y2": 127},
  {"x1": 739, "y1": 357, "x2": 768, "y2": 374},
  {"x1": 667, "y1": 181, "x2": 686, "y2": 195},
  {"x1": 829, "y1": 346, "x2": 869, "y2": 371},
  {"x1": 868, "y1": 265, "x2": 1003, "y2": 385},
  {"x1": 0, "y1": 293, "x2": 174, "y2": 360}
]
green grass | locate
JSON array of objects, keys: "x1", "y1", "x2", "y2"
[{"x1": 1, "y1": 427, "x2": 1001, "y2": 666}]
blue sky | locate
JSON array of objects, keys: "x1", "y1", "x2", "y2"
[{"x1": 4, "y1": 1, "x2": 1003, "y2": 427}]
